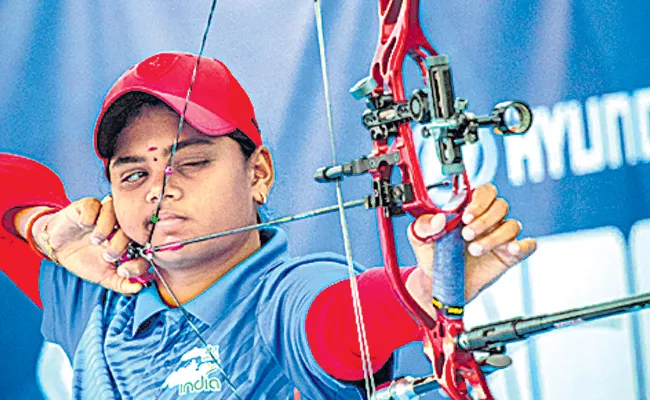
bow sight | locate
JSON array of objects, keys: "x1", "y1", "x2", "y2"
[
  {"x1": 316, "y1": 54, "x2": 532, "y2": 213},
  {"x1": 352, "y1": 54, "x2": 532, "y2": 176}
]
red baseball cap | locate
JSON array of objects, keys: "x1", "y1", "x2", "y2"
[{"x1": 94, "y1": 52, "x2": 262, "y2": 161}]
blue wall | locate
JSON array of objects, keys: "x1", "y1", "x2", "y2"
[{"x1": 2, "y1": 1, "x2": 650, "y2": 398}]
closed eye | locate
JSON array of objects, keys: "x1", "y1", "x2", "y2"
[
  {"x1": 181, "y1": 160, "x2": 209, "y2": 167},
  {"x1": 178, "y1": 160, "x2": 211, "y2": 171}
]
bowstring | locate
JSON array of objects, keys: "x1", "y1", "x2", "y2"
[
  {"x1": 313, "y1": 1, "x2": 377, "y2": 398},
  {"x1": 141, "y1": 0, "x2": 243, "y2": 398}
]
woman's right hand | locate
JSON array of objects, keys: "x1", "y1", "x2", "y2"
[{"x1": 23, "y1": 196, "x2": 150, "y2": 294}]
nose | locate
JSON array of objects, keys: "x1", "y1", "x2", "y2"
[{"x1": 145, "y1": 170, "x2": 182, "y2": 203}]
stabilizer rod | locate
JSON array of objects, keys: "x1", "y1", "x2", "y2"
[{"x1": 457, "y1": 291, "x2": 650, "y2": 352}]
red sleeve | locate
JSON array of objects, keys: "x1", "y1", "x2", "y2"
[
  {"x1": 306, "y1": 267, "x2": 421, "y2": 381},
  {"x1": 0, "y1": 153, "x2": 71, "y2": 308}
]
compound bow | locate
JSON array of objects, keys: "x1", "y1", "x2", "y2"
[{"x1": 312, "y1": 0, "x2": 530, "y2": 398}]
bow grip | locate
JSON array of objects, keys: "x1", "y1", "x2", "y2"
[{"x1": 432, "y1": 223, "x2": 466, "y2": 317}]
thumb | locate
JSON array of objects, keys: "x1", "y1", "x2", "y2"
[
  {"x1": 407, "y1": 213, "x2": 446, "y2": 276},
  {"x1": 409, "y1": 213, "x2": 446, "y2": 242}
]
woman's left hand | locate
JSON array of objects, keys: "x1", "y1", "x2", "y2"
[{"x1": 406, "y1": 183, "x2": 537, "y2": 309}]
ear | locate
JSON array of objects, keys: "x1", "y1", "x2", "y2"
[{"x1": 248, "y1": 145, "x2": 275, "y2": 203}]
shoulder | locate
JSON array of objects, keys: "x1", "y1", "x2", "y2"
[
  {"x1": 256, "y1": 251, "x2": 366, "y2": 314},
  {"x1": 253, "y1": 229, "x2": 366, "y2": 313},
  {"x1": 252, "y1": 252, "x2": 366, "y2": 399},
  {"x1": 262, "y1": 252, "x2": 365, "y2": 287}
]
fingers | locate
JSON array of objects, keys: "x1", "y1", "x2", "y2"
[
  {"x1": 407, "y1": 214, "x2": 446, "y2": 278},
  {"x1": 74, "y1": 197, "x2": 101, "y2": 228},
  {"x1": 497, "y1": 237, "x2": 537, "y2": 262},
  {"x1": 103, "y1": 229, "x2": 130, "y2": 263},
  {"x1": 91, "y1": 195, "x2": 117, "y2": 245},
  {"x1": 116, "y1": 258, "x2": 152, "y2": 281},
  {"x1": 97, "y1": 229, "x2": 150, "y2": 279},
  {"x1": 463, "y1": 184, "x2": 498, "y2": 224},
  {"x1": 100, "y1": 273, "x2": 143, "y2": 295},
  {"x1": 462, "y1": 198, "x2": 509, "y2": 241},
  {"x1": 118, "y1": 279, "x2": 144, "y2": 295},
  {"x1": 467, "y1": 219, "x2": 521, "y2": 257},
  {"x1": 104, "y1": 231, "x2": 150, "y2": 277}
]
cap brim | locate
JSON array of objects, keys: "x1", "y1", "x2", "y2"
[{"x1": 96, "y1": 87, "x2": 238, "y2": 159}]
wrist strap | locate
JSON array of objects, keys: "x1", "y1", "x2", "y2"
[{"x1": 25, "y1": 208, "x2": 59, "y2": 263}]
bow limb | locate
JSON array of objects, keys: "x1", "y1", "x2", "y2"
[{"x1": 373, "y1": 0, "x2": 435, "y2": 97}]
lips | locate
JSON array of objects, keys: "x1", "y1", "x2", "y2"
[
  {"x1": 146, "y1": 210, "x2": 188, "y2": 230},
  {"x1": 157, "y1": 210, "x2": 187, "y2": 221}
]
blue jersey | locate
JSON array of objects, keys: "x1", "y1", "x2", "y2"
[{"x1": 40, "y1": 228, "x2": 367, "y2": 399}]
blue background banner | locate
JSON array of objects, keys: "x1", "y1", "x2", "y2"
[{"x1": 2, "y1": 1, "x2": 650, "y2": 399}]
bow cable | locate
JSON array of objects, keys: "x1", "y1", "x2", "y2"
[{"x1": 313, "y1": 0, "x2": 377, "y2": 397}]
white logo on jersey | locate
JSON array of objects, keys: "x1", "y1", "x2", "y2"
[{"x1": 162, "y1": 345, "x2": 223, "y2": 396}]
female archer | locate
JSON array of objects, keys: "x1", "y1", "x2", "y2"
[{"x1": 0, "y1": 52, "x2": 535, "y2": 398}]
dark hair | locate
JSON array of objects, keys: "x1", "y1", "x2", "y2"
[{"x1": 101, "y1": 92, "x2": 257, "y2": 180}]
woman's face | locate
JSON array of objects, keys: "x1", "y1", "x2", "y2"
[{"x1": 108, "y1": 105, "x2": 271, "y2": 269}]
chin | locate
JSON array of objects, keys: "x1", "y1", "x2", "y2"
[
  {"x1": 151, "y1": 249, "x2": 192, "y2": 268},
  {"x1": 157, "y1": 241, "x2": 232, "y2": 270}
]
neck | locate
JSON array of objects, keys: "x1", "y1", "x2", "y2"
[{"x1": 153, "y1": 230, "x2": 262, "y2": 306}]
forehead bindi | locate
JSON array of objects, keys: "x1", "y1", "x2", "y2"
[{"x1": 148, "y1": 146, "x2": 159, "y2": 161}]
